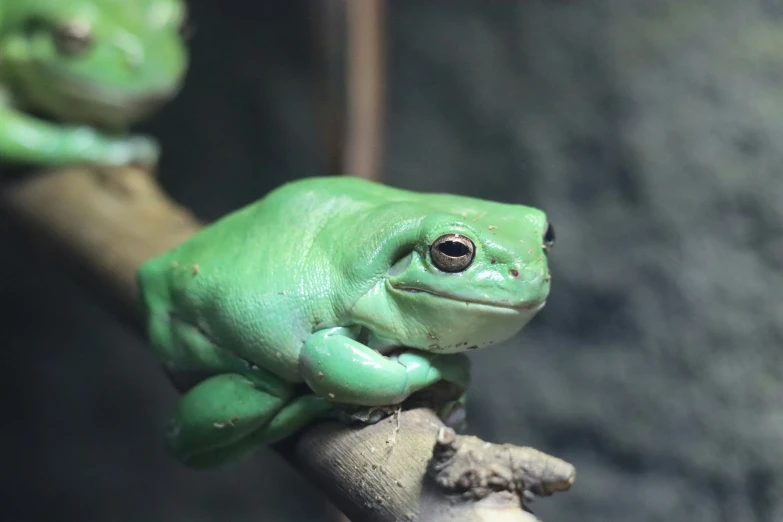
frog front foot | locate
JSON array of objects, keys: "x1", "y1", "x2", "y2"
[{"x1": 96, "y1": 131, "x2": 160, "y2": 167}]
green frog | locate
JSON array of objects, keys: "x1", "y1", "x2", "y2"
[{"x1": 138, "y1": 176, "x2": 555, "y2": 468}]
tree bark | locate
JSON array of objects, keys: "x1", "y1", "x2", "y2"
[{"x1": 0, "y1": 165, "x2": 575, "y2": 522}]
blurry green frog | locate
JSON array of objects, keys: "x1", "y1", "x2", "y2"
[{"x1": 0, "y1": 0, "x2": 188, "y2": 168}]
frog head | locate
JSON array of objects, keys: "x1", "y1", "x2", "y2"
[
  {"x1": 346, "y1": 197, "x2": 555, "y2": 354},
  {"x1": 0, "y1": 0, "x2": 188, "y2": 129}
]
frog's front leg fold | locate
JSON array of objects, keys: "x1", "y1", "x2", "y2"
[
  {"x1": 166, "y1": 373, "x2": 332, "y2": 469},
  {"x1": 300, "y1": 327, "x2": 471, "y2": 407},
  {"x1": 0, "y1": 106, "x2": 159, "y2": 167}
]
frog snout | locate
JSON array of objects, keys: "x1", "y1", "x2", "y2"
[
  {"x1": 507, "y1": 264, "x2": 547, "y2": 283},
  {"x1": 507, "y1": 265, "x2": 550, "y2": 305}
]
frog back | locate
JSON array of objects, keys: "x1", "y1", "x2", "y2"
[{"x1": 137, "y1": 177, "x2": 376, "y2": 382}]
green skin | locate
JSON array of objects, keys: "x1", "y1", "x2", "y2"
[
  {"x1": 0, "y1": 0, "x2": 187, "y2": 168},
  {"x1": 138, "y1": 176, "x2": 554, "y2": 469}
]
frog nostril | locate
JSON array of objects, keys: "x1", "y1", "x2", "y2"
[{"x1": 509, "y1": 268, "x2": 520, "y2": 278}]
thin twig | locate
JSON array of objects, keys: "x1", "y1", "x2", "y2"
[
  {"x1": 314, "y1": 0, "x2": 386, "y2": 181},
  {"x1": 344, "y1": 0, "x2": 386, "y2": 181}
]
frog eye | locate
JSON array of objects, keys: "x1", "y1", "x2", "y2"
[
  {"x1": 54, "y1": 21, "x2": 93, "y2": 56},
  {"x1": 430, "y1": 234, "x2": 475, "y2": 273},
  {"x1": 543, "y1": 223, "x2": 555, "y2": 253}
]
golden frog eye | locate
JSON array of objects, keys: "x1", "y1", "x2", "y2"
[
  {"x1": 54, "y1": 21, "x2": 93, "y2": 56},
  {"x1": 430, "y1": 234, "x2": 475, "y2": 273}
]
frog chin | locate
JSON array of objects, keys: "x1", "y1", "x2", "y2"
[
  {"x1": 19, "y1": 63, "x2": 181, "y2": 128},
  {"x1": 351, "y1": 279, "x2": 543, "y2": 353}
]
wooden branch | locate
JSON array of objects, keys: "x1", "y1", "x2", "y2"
[
  {"x1": 313, "y1": 0, "x2": 386, "y2": 181},
  {"x1": 0, "y1": 165, "x2": 575, "y2": 522},
  {"x1": 343, "y1": 0, "x2": 386, "y2": 181}
]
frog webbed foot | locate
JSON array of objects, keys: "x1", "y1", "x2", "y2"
[
  {"x1": 331, "y1": 399, "x2": 467, "y2": 432},
  {"x1": 401, "y1": 379, "x2": 470, "y2": 433},
  {"x1": 0, "y1": 107, "x2": 162, "y2": 168},
  {"x1": 330, "y1": 385, "x2": 469, "y2": 432},
  {"x1": 332, "y1": 404, "x2": 398, "y2": 426},
  {"x1": 438, "y1": 397, "x2": 468, "y2": 433},
  {"x1": 76, "y1": 128, "x2": 160, "y2": 167}
]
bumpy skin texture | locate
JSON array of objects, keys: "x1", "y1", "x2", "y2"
[
  {"x1": 0, "y1": 0, "x2": 187, "y2": 167},
  {"x1": 138, "y1": 176, "x2": 553, "y2": 468}
]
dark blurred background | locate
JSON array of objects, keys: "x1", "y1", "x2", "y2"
[{"x1": 1, "y1": 1, "x2": 781, "y2": 521}]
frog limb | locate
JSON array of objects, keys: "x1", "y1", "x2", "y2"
[
  {"x1": 0, "y1": 105, "x2": 159, "y2": 167},
  {"x1": 166, "y1": 372, "x2": 333, "y2": 469},
  {"x1": 300, "y1": 326, "x2": 471, "y2": 406}
]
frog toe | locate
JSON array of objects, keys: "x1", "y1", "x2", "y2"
[{"x1": 438, "y1": 399, "x2": 468, "y2": 433}]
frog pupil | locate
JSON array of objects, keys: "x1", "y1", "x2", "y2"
[
  {"x1": 544, "y1": 223, "x2": 555, "y2": 246},
  {"x1": 438, "y1": 241, "x2": 469, "y2": 258}
]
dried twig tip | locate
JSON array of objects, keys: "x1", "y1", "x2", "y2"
[
  {"x1": 427, "y1": 433, "x2": 576, "y2": 503},
  {"x1": 436, "y1": 426, "x2": 456, "y2": 446}
]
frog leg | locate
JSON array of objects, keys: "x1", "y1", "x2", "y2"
[
  {"x1": 159, "y1": 314, "x2": 334, "y2": 468},
  {"x1": 0, "y1": 99, "x2": 158, "y2": 167},
  {"x1": 167, "y1": 372, "x2": 333, "y2": 469},
  {"x1": 299, "y1": 327, "x2": 471, "y2": 407}
]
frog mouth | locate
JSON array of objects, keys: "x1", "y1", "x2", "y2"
[
  {"x1": 58, "y1": 79, "x2": 180, "y2": 115},
  {"x1": 32, "y1": 63, "x2": 182, "y2": 122},
  {"x1": 389, "y1": 283, "x2": 545, "y2": 311}
]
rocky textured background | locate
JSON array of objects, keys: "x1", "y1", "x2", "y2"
[{"x1": 1, "y1": 1, "x2": 780, "y2": 521}]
